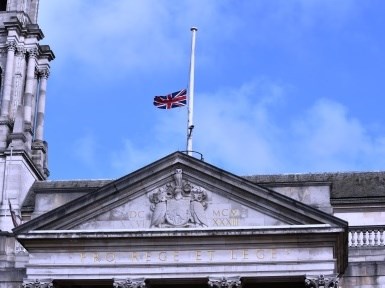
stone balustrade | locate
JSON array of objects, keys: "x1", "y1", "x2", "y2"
[{"x1": 349, "y1": 225, "x2": 385, "y2": 247}]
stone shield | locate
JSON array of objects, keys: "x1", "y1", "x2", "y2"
[{"x1": 165, "y1": 199, "x2": 191, "y2": 226}]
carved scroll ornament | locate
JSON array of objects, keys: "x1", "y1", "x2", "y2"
[
  {"x1": 22, "y1": 279, "x2": 53, "y2": 288},
  {"x1": 113, "y1": 278, "x2": 146, "y2": 288},
  {"x1": 305, "y1": 275, "x2": 339, "y2": 288},
  {"x1": 208, "y1": 277, "x2": 242, "y2": 288}
]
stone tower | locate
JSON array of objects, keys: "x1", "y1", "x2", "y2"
[{"x1": 0, "y1": 0, "x2": 54, "y2": 232}]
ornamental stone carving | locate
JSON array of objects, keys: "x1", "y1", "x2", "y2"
[
  {"x1": 38, "y1": 68, "x2": 50, "y2": 79},
  {"x1": 22, "y1": 279, "x2": 54, "y2": 288},
  {"x1": 149, "y1": 169, "x2": 208, "y2": 228},
  {"x1": 16, "y1": 46, "x2": 26, "y2": 56},
  {"x1": 28, "y1": 48, "x2": 38, "y2": 58},
  {"x1": 7, "y1": 41, "x2": 17, "y2": 51},
  {"x1": 305, "y1": 275, "x2": 339, "y2": 288},
  {"x1": 208, "y1": 277, "x2": 242, "y2": 288},
  {"x1": 113, "y1": 278, "x2": 146, "y2": 288}
]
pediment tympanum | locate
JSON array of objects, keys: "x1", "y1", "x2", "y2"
[
  {"x1": 14, "y1": 152, "x2": 347, "y2": 232},
  {"x1": 73, "y1": 168, "x2": 285, "y2": 230}
]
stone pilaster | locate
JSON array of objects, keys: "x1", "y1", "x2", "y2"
[
  {"x1": 305, "y1": 275, "x2": 339, "y2": 288},
  {"x1": 0, "y1": 41, "x2": 17, "y2": 149},
  {"x1": 113, "y1": 278, "x2": 146, "y2": 288},
  {"x1": 22, "y1": 48, "x2": 38, "y2": 153},
  {"x1": 1, "y1": 40, "x2": 17, "y2": 118},
  {"x1": 208, "y1": 277, "x2": 242, "y2": 288},
  {"x1": 23, "y1": 48, "x2": 38, "y2": 125},
  {"x1": 12, "y1": 45, "x2": 27, "y2": 121},
  {"x1": 31, "y1": 68, "x2": 50, "y2": 178},
  {"x1": 34, "y1": 68, "x2": 49, "y2": 141},
  {"x1": 22, "y1": 279, "x2": 54, "y2": 288}
]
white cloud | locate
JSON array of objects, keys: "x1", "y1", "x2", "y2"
[
  {"x1": 38, "y1": 0, "x2": 362, "y2": 81},
  {"x1": 40, "y1": 1, "x2": 384, "y2": 178},
  {"x1": 290, "y1": 99, "x2": 385, "y2": 172},
  {"x1": 105, "y1": 78, "x2": 385, "y2": 176},
  {"x1": 72, "y1": 132, "x2": 98, "y2": 167},
  {"x1": 192, "y1": 78, "x2": 287, "y2": 174},
  {"x1": 38, "y1": 0, "x2": 234, "y2": 76}
]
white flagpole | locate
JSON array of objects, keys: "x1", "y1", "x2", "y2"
[{"x1": 187, "y1": 27, "x2": 197, "y2": 156}]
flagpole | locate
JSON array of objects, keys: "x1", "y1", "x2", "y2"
[{"x1": 187, "y1": 27, "x2": 197, "y2": 156}]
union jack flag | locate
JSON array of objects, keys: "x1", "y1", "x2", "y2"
[{"x1": 153, "y1": 89, "x2": 187, "y2": 109}]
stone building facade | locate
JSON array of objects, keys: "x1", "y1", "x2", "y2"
[{"x1": 0, "y1": 1, "x2": 384, "y2": 288}]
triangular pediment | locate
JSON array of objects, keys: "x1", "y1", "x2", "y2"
[{"x1": 13, "y1": 152, "x2": 346, "y2": 234}]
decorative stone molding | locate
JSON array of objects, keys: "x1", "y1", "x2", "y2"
[
  {"x1": 32, "y1": 139, "x2": 48, "y2": 153},
  {"x1": 305, "y1": 275, "x2": 339, "y2": 288},
  {"x1": 0, "y1": 119, "x2": 12, "y2": 127},
  {"x1": 16, "y1": 46, "x2": 26, "y2": 56},
  {"x1": 28, "y1": 48, "x2": 38, "y2": 58},
  {"x1": 208, "y1": 277, "x2": 242, "y2": 288},
  {"x1": 149, "y1": 168, "x2": 208, "y2": 228},
  {"x1": 6, "y1": 41, "x2": 17, "y2": 51},
  {"x1": 38, "y1": 68, "x2": 50, "y2": 79},
  {"x1": 8, "y1": 132, "x2": 27, "y2": 143},
  {"x1": 113, "y1": 278, "x2": 146, "y2": 288},
  {"x1": 22, "y1": 279, "x2": 54, "y2": 288}
]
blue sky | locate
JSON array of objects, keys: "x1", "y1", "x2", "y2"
[{"x1": 38, "y1": 0, "x2": 385, "y2": 180}]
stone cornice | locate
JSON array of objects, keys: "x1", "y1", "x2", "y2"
[
  {"x1": 39, "y1": 44, "x2": 55, "y2": 61},
  {"x1": 15, "y1": 224, "x2": 344, "y2": 240},
  {"x1": 4, "y1": 17, "x2": 44, "y2": 40}
]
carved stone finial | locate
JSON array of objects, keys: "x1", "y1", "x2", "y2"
[
  {"x1": 113, "y1": 278, "x2": 146, "y2": 288},
  {"x1": 208, "y1": 277, "x2": 242, "y2": 288},
  {"x1": 305, "y1": 275, "x2": 339, "y2": 288},
  {"x1": 174, "y1": 168, "x2": 183, "y2": 199},
  {"x1": 22, "y1": 279, "x2": 54, "y2": 288}
]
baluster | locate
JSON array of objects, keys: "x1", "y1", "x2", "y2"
[
  {"x1": 355, "y1": 231, "x2": 358, "y2": 246},
  {"x1": 357, "y1": 231, "x2": 362, "y2": 246},
  {"x1": 376, "y1": 229, "x2": 381, "y2": 246},
  {"x1": 364, "y1": 230, "x2": 369, "y2": 246},
  {"x1": 348, "y1": 231, "x2": 352, "y2": 247},
  {"x1": 348, "y1": 227, "x2": 385, "y2": 247},
  {"x1": 368, "y1": 230, "x2": 373, "y2": 246},
  {"x1": 373, "y1": 230, "x2": 379, "y2": 246},
  {"x1": 360, "y1": 230, "x2": 366, "y2": 246}
]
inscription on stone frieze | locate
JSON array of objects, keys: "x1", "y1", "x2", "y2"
[{"x1": 38, "y1": 247, "x2": 332, "y2": 266}]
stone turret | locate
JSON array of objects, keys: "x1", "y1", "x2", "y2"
[
  {"x1": 0, "y1": 1, "x2": 53, "y2": 286},
  {"x1": 0, "y1": 0, "x2": 54, "y2": 232}
]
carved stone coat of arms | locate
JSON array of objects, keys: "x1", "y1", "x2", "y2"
[{"x1": 149, "y1": 169, "x2": 208, "y2": 228}]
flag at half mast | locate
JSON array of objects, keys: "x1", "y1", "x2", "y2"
[{"x1": 153, "y1": 89, "x2": 187, "y2": 109}]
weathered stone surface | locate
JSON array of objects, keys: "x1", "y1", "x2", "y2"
[{"x1": 246, "y1": 171, "x2": 385, "y2": 203}]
